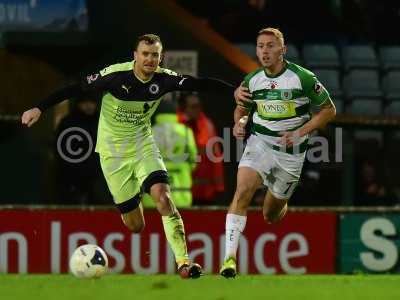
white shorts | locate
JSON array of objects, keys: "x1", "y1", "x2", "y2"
[{"x1": 239, "y1": 134, "x2": 306, "y2": 199}]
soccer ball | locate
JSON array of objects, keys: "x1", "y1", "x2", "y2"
[{"x1": 69, "y1": 244, "x2": 108, "y2": 278}]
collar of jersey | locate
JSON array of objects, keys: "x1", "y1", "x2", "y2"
[
  {"x1": 132, "y1": 60, "x2": 162, "y2": 83},
  {"x1": 263, "y1": 60, "x2": 288, "y2": 79}
]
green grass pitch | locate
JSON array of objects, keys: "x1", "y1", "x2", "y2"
[{"x1": 1, "y1": 274, "x2": 399, "y2": 300}]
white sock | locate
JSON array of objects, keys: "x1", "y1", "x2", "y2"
[{"x1": 224, "y1": 213, "x2": 247, "y2": 260}]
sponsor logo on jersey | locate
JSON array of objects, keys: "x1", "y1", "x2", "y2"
[
  {"x1": 267, "y1": 80, "x2": 278, "y2": 89},
  {"x1": 313, "y1": 82, "x2": 324, "y2": 94},
  {"x1": 263, "y1": 103, "x2": 289, "y2": 113},
  {"x1": 86, "y1": 74, "x2": 100, "y2": 84},
  {"x1": 149, "y1": 83, "x2": 160, "y2": 94},
  {"x1": 257, "y1": 100, "x2": 296, "y2": 118}
]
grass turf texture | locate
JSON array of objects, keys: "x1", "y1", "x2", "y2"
[{"x1": 1, "y1": 274, "x2": 399, "y2": 300}]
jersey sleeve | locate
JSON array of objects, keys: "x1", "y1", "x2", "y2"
[
  {"x1": 302, "y1": 73, "x2": 330, "y2": 106},
  {"x1": 80, "y1": 68, "x2": 114, "y2": 93},
  {"x1": 161, "y1": 69, "x2": 234, "y2": 93},
  {"x1": 36, "y1": 83, "x2": 85, "y2": 112},
  {"x1": 36, "y1": 68, "x2": 114, "y2": 112}
]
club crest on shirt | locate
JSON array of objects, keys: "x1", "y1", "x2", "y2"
[
  {"x1": 149, "y1": 83, "x2": 160, "y2": 94},
  {"x1": 281, "y1": 90, "x2": 292, "y2": 100}
]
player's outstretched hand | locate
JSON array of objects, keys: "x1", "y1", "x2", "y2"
[
  {"x1": 21, "y1": 107, "x2": 42, "y2": 127},
  {"x1": 234, "y1": 82, "x2": 252, "y2": 105}
]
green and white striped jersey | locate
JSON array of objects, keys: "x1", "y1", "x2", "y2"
[{"x1": 242, "y1": 60, "x2": 330, "y2": 149}]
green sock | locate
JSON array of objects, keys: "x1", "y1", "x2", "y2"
[{"x1": 162, "y1": 212, "x2": 189, "y2": 266}]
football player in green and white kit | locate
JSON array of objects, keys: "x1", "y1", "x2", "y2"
[
  {"x1": 220, "y1": 28, "x2": 336, "y2": 278},
  {"x1": 21, "y1": 34, "x2": 234, "y2": 279}
]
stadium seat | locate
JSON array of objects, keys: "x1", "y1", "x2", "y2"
[
  {"x1": 353, "y1": 129, "x2": 383, "y2": 143},
  {"x1": 236, "y1": 43, "x2": 257, "y2": 60},
  {"x1": 343, "y1": 70, "x2": 382, "y2": 99},
  {"x1": 384, "y1": 101, "x2": 400, "y2": 116},
  {"x1": 382, "y1": 71, "x2": 400, "y2": 101},
  {"x1": 342, "y1": 45, "x2": 379, "y2": 70},
  {"x1": 285, "y1": 43, "x2": 302, "y2": 64},
  {"x1": 379, "y1": 46, "x2": 400, "y2": 71},
  {"x1": 386, "y1": 129, "x2": 400, "y2": 141},
  {"x1": 302, "y1": 44, "x2": 340, "y2": 69},
  {"x1": 332, "y1": 98, "x2": 344, "y2": 114},
  {"x1": 313, "y1": 69, "x2": 342, "y2": 98},
  {"x1": 346, "y1": 98, "x2": 382, "y2": 115}
]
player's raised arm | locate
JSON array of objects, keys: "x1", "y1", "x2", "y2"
[
  {"x1": 21, "y1": 71, "x2": 110, "y2": 127},
  {"x1": 21, "y1": 83, "x2": 84, "y2": 127},
  {"x1": 164, "y1": 72, "x2": 235, "y2": 94}
]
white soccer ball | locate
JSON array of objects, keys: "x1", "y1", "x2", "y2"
[{"x1": 69, "y1": 244, "x2": 108, "y2": 278}]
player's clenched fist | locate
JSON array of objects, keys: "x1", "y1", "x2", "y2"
[
  {"x1": 21, "y1": 107, "x2": 42, "y2": 127},
  {"x1": 233, "y1": 116, "x2": 248, "y2": 139}
]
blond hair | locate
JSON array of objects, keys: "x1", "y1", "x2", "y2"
[{"x1": 258, "y1": 27, "x2": 285, "y2": 45}]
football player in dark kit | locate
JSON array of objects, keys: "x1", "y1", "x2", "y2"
[{"x1": 22, "y1": 34, "x2": 234, "y2": 279}]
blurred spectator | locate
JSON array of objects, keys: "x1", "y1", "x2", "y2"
[
  {"x1": 142, "y1": 101, "x2": 197, "y2": 208},
  {"x1": 55, "y1": 97, "x2": 105, "y2": 205},
  {"x1": 355, "y1": 159, "x2": 398, "y2": 206},
  {"x1": 177, "y1": 92, "x2": 224, "y2": 205}
]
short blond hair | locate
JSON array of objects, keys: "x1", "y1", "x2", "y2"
[{"x1": 258, "y1": 27, "x2": 285, "y2": 45}]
